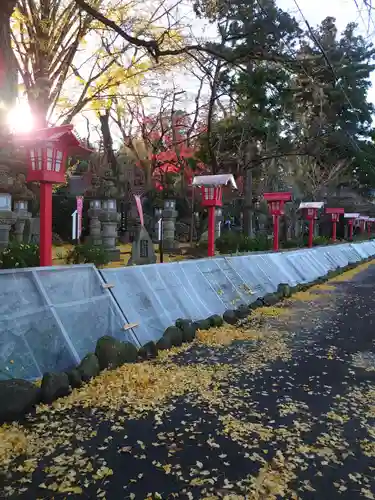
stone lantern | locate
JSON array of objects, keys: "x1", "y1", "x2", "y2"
[
  {"x1": 88, "y1": 199, "x2": 102, "y2": 246},
  {"x1": 0, "y1": 193, "x2": 17, "y2": 249},
  {"x1": 13, "y1": 199, "x2": 31, "y2": 243},
  {"x1": 215, "y1": 207, "x2": 223, "y2": 239},
  {"x1": 99, "y1": 199, "x2": 120, "y2": 260},
  {"x1": 162, "y1": 199, "x2": 178, "y2": 251}
]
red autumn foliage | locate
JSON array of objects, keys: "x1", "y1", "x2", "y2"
[{"x1": 136, "y1": 112, "x2": 208, "y2": 191}]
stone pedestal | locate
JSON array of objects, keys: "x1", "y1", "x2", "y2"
[
  {"x1": 14, "y1": 211, "x2": 31, "y2": 242},
  {"x1": 162, "y1": 199, "x2": 178, "y2": 251},
  {"x1": 0, "y1": 194, "x2": 16, "y2": 248},
  {"x1": 99, "y1": 199, "x2": 121, "y2": 261},
  {"x1": 88, "y1": 200, "x2": 102, "y2": 246}
]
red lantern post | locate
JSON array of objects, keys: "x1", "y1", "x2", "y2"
[
  {"x1": 367, "y1": 219, "x2": 373, "y2": 237},
  {"x1": 263, "y1": 192, "x2": 292, "y2": 251},
  {"x1": 299, "y1": 202, "x2": 324, "y2": 248},
  {"x1": 192, "y1": 174, "x2": 237, "y2": 257},
  {"x1": 361, "y1": 217, "x2": 369, "y2": 234},
  {"x1": 18, "y1": 125, "x2": 91, "y2": 266},
  {"x1": 325, "y1": 208, "x2": 344, "y2": 242},
  {"x1": 344, "y1": 213, "x2": 359, "y2": 241}
]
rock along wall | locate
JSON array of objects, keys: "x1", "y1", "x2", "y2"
[{"x1": 1, "y1": 242, "x2": 375, "y2": 380}]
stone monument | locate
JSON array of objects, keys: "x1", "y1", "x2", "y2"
[
  {"x1": 99, "y1": 199, "x2": 121, "y2": 261},
  {"x1": 162, "y1": 199, "x2": 178, "y2": 251},
  {"x1": 127, "y1": 225, "x2": 156, "y2": 266}
]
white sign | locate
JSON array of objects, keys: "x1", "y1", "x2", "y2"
[
  {"x1": 157, "y1": 218, "x2": 162, "y2": 241},
  {"x1": 76, "y1": 196, "x2": 83, "y2": 238},
  {"x1": 71, "y1": 210, "x2": 78, "y2": 240}
]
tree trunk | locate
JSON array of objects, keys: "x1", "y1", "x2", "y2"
[
  {"x1": 243, "y1": 168, "x2": 254, "y2": 236},
  {"x1": 0, "y1": 1, "x2": 18, "y2": 131},
  {"x1": 99, "y1": 111, "x2": 118, "y2": 176},
  {"x1": 242, "y1": 142, "x2": 258, "y2": 236}
]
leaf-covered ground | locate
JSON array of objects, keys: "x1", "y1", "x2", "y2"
[{"x1": 1, "y1": 263, "x2": 375, "y2": 499}]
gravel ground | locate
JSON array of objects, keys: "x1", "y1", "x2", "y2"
[{"x1": 1, "y1": 264, "x2": 375, "y2": 499}]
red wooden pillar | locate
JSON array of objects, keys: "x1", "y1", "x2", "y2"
[
  {"x1": 207, "y1": 206, "x2": 215, "y2": 257},
  {"x1": 39, "y1": 183, "x2": 53, "y2": 267},
  {"x1": 273, "y1": 215, "x2": 280, "y2": 251},
  {"x1": 308, "y1": 218, "x2": 315, "y2": 248}
]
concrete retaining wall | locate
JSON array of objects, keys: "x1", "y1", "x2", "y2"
[
  {"x1": 101, "y1": 241, "x2": 375, "y2": 346},
  {"x1": 1, "y1": 241, "x2": 374, "y2": 380}
]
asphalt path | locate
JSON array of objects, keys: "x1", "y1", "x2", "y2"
[{"x1": 1, "y1": 264, "x2": 375, "y2": 499}]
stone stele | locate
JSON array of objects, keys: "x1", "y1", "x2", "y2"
[{"x1": 127, "y1": 225, "x2": 156, "y2": 266}]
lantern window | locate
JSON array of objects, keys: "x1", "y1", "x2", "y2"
[
  {"x1": 55, "y1": 149, "x2": 63, "y2": 172},
  {"x1": 30, "y1": 148, "x2": 43, "y2": 171},
  {"x1": 46, "y1": 143, "x2": 54, "y2": 171},
  {"x1": 204, "y1": 187, "x2": 215, "y2": 200}
]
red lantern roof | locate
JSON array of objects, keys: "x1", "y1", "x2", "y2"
[
  {"x1": 16, "y1": 124, "x2": 92, "y2": 184},
  {"x1": 263, "y1": 192, "x2": 292, "y2": 202}
]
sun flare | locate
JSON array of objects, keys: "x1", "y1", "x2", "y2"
[{"x1": 7, "y1": 103, "x2": 34, "y2": 133}]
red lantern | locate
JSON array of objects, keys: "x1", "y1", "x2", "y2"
[
  {"x1": 18, "y1": 125, "x2": 91, "y2": 266},
  {"x1": 325, "y1": 208, "x2": 344, "y2": 242},
  {"x1": 299, "y1": 202, "x2": 324, "y2": 248},
  {"x1": 193, "y1": 174, "x2": 237, "y2": 257},
  {"x1": 201, "y1": 186, "x2": 223, "y2": 207},
  {"x1": 344, "y1": 213, "x2": 359, "y2": 241},
  {"x1": 306, "y1": 208, "x2": 317, "y2": 220},
  {"x1": 263, "y1": 192, "x2": 292, "y2": 251}
]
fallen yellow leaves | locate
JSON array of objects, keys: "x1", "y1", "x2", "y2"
[
  {"x1": 330, "y1": 260, "x2": 375, "y2": 282},
  {"x1": 220, "y1": 414, "x2": 274, "y2": 444},
  {"x1": 47, "y1": 358, "x2": 230, "y2": 415},
  {"x1": 289, "y1": 289, "x2": 323, "y2": 302},
  {"x1": 252, "y1": 306, "x2": 291, "y2": 318},
  {"x1": 196, "y1": 324, "x2": 263, "y2": 346},
  {"x1": 0, "y1": 423, "x2": 36, "y2": 465}
]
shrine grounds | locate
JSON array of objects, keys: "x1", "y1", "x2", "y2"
[{"x1": 1, "y1": 262, "x2": 375, "y2": 499}]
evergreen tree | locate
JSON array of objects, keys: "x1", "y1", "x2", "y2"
[
  {"x1": 194, "y1": 0, "x2": 301, "y2": 233},
  {"x1": 290, "y1": 17, "x2": 375, "y2": 178}
]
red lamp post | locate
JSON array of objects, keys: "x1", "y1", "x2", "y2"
[
  {"x1": 192, "y1": 174, "x2": 237, "y2": 257},
  {"x1": 344, "y1": 213, "x2": 359, "y2": 241},
  {"x1": 367, "y1": 218, "x2": 373, "y2": 237},
  {"x1": 354, "y1": 215, "x2": 368, "y2": 237},
  {"x1": 263, "y1": 192, "x2": 292, "y2": 251},
  {"x1": 299, "y1": 202, "x2": 324, "y2": 248},
  {"x1": 18, "y1": 125, "x2": 91, "y2": 267},
  {"x1": 325, "y1": 208, "x2": 344, "y2": 242}
]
